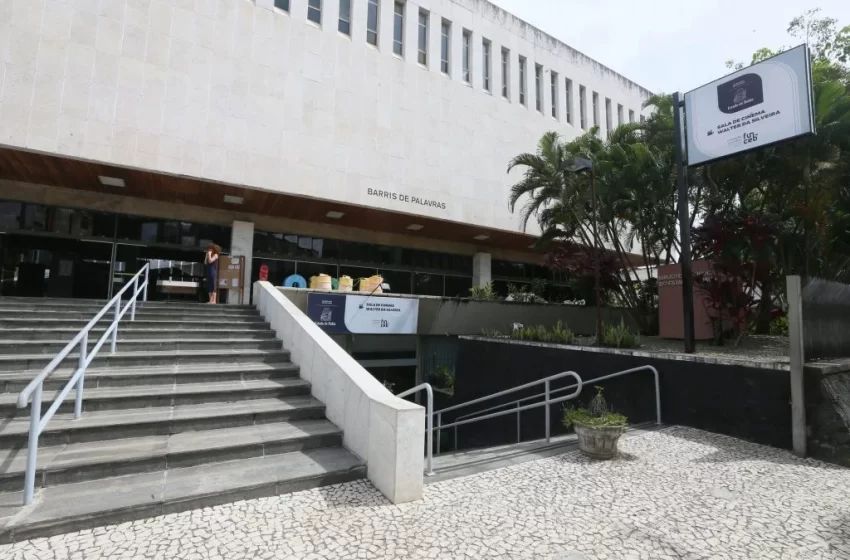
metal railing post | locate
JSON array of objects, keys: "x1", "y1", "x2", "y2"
[
  {"x1": 454, "y1": 424, "x2": 458, "y2": 452},
  {"x1": 424, "y1": 385, "x2": 434, "y2": 476},
  {"x1": 516, "y1": 402, "x2": 521, "y2": 443},
  {"x1": 436, "y1": 412, "x2": 442, "y2": 456},
  {"x1": 23, "y1": 384, "x2": 42, "y2": 506},
  {"x1": 143, "y1": 265, "x2": 149, "y2": 302},
  {"x1": 111, "y1": 297, "x2": 119, "y2": 354},
  {"x1": 544, "y1": 380, "x2": 551, "y2": 443},
  {"x1": 130, "y1": 276, "x2": 137, "y2": 321},
  {"x1": 74, "y1": 332, "x2": 87, "y2": 419}
]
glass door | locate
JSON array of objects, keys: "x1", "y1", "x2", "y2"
[{"x1": 112, "y1": 244, "x2": 211, "y2": 302}]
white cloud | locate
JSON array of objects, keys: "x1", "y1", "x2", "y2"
[{"x1": 489, "y1": 0, "x2": 850, "y2": 93}]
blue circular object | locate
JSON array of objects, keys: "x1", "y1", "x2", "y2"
[{"x1": 284, "y1": 274, "x2": 308, "y2": 288}]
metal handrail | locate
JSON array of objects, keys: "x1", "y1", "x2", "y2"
[
  {"x1": 449, "y1": 365, "x2": 662, "y2": 451},
  {"x1": 432, "y1": 371, "x2": 583, "y2": 454},
  {"x1": 16, "y1": 264, "x2": 150, "y2": 505},
  {"x1": 396, "y1": 383, "x2": 435, "y2": 476}
]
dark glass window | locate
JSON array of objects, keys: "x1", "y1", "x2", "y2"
[
  {"x1": 444, "y1": 275, "x2": 472, "y2": 298},
  {"x1": 367, "y1": 0, "x2": 379, "y2": 46},
  {"x1": 338, "y1": 0, "x2": 351, "y2": 35},
  {"x1": 274, "y1": 0, "x2": 290, "y2": 11},
  {"x1": 116, "y1": 215, "x2": 229, "y2": 250},
  {"x1": 378, "y1": 269, "x2": 412, "y2": 294},
  {"x1": 393, "y1": 2, "x2": 404, "y2": 56},
  {"x1": 307, "y1": 0, "x2": 321, "y2": 24},
  {"x1": 413, "y1": 272, "x2": 443, "y2": 296},
  {"x1": 0, "y1": 202, "x2": 22, "y2": 229}
]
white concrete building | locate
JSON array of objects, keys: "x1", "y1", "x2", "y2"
[{"x1": 0, "y1": 0, "x2": 652, "y2": 301}]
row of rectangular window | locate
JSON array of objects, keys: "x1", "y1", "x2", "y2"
[{"x1": 276, "y1": 0, "x2": 642, "y2": 131}]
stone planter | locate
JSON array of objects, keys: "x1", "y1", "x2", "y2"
[{"x1": 574, "y1": 423, "x2": 626, "y2": 459}]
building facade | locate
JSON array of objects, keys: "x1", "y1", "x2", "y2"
[{"x1": 0, "y1": 0, "x2": 652, "y2": 301}]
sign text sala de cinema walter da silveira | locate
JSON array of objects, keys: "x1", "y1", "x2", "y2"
[{"x1": 366, "y1": 188, "x2": 447, "y2": 211}]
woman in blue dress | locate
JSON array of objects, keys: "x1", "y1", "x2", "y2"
[{"x1": 204, "y1": 244, "x2": 220, "y2": 304}]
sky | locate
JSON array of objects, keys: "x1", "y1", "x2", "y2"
[{"x1": 489, "y1": 0, "x2": 850, "y2": 93}]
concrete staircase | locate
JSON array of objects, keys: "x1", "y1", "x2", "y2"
[{"x1": 0, "y1": 298, "x2": 365, "y2": 543}]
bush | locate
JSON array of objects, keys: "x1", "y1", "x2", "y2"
[
  {"x1": 562, "y1": 387, "x2": 627, "y2": 429},
  {"x1": 470, "y1": 282, "x2": 498, "y2": 300},
  {"x1": 433, "y1": 365, "x2": 456, "y2": 396},
  {"x1": 510, "y1": 320, "x2": 575, "y2": 345},
  {"x1": 769, "y1": 315, "x2": 789, "y2": 336},
  {"x1": 599, "y1": 319, "x2": 639, "y2": 348}
]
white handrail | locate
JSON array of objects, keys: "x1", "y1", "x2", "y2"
[
  {"x1": 432, "y1": 371, "x2": 583, "y2": 454},
  {"x1": 396, "y1": 383, "x2": 435, "y2": 476},
  {"x1": 445, "y1": 365, "x2": 662, "y2": 452},
  {"x1": 16, "y1": 264, "x2": 150, "y2": 505}
]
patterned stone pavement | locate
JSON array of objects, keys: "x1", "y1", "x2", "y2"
[{"x1": 3, "y1": 427, "x2": 850, "y2": 560}]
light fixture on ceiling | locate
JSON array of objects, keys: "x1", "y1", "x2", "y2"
[
  {"x1": 473, "y1": 234, "x2": 490, "y2": 241},
  {"x1": 407, "y1": 224, "x2": 424, "y2": 231},
  {"x1": 326, "y1": 211, "x2": 345, "y2": 219},
  {"x1": 223, "y1": 195, "x2": 244, "y2": 205},
  {"x1": 98, "y1": 176, "x2": 125, "y2": 187}
]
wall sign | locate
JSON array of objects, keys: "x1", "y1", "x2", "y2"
[
  {"x1": 684, "y1": 44, "x2": 814, "y2": 166},
  {"x1": 307, "y1": 293, "x2": 419, "y2": 334},
  {"x1": 366, "y1": 188, "x2": 447, "y2": 211}
]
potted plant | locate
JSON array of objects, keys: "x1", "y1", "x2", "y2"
[{"x1": 562, "y1": 388, "x2": 627, "y2": 459}]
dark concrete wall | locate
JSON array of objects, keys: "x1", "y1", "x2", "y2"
[{"x1": 448, "y1": 338, "x2": 792, "y2": 452}]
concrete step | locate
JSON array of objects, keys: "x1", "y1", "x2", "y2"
[
  {"x1": 0, "y1": 378, "x2": 311, "y2": 417},
  {"x1": 0, "y1": 309, "x2": 262, "y2": 321},
  {"x1": 0, "y1": 298, "x2": 254, "y2": 311},
  {"x1": 0, "y1": 396, "x2": 327, "y2": 448},
  {"x1": 0, "y1": 327, "x2": 276, "y2": 342},
  {"x1": 0, "y1": 337, "x2": 282, "y2": 355},
  {"x1": 0, "y1": 318, "x2": 269, "y2": 329},
  {"x1": 0, "y1": 348, "x2": 291, "y2": 372},
  {"x1": 0, "y1": 362, "x2": 300, "y2": 392},
  {"x1": 0, "y1": 446, "x2": 365, "y2": 543},
  {"x1": 0, "y1": 419, "x2": 343, "y2": 492}
]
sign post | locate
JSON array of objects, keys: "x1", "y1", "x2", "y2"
[{"x1": 672, "y1": 44, "x2": 815, "y2": 353}]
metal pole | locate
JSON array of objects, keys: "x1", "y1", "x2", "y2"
[
  {"x1": 436, "y1": 412, "x2": 442, "y2": 456},
  {"x1": 23, "y1": 384, "x2": 42, "y2": 505},
  {"x1": 787, "y1": 275, "x2": 807, "y2": 456},
  {"x1": 424, "y1": 384, "x2": 435, "y2": 476},
  {"x1": 544, "y1": 380, "x2": 551, "y2": 443},
  {"x1": 111, "y1": 297, "x2": 119, "y2": 354},
  {"x1": 672, "y1": 91, "x2": 696, "y2": 353},
  {"x1": 74, "y1": 332, "x2": 87, "y2": 419},
  {"x1": 516, "y1": 402, "x2": 521, "y2": 443},
  {"x1": 591, "y1": 168, "x2": 603, "y2": 340},
  {"x1": 143, "y1": 265, "x2": 149, "y2": 302},
  {"x1": 130, "y1": 276, "x2": 137, "y2": 321}
]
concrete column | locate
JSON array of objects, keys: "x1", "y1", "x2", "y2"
[
  {"x1": 472, "y1": 252, "x2": 491, "y2": 287},
  {"x1": 787, "y1": 275, "x2": 807, "y2": 457},
  {"x1": 230, "y1": 221, "x2": 254, "y2": 305}
]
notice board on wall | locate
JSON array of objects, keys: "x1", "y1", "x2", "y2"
[{"x1": 217, "y1": 255, "x2": 245, "y2": 303}]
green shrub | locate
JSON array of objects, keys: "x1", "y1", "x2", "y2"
[
  {"x1": 481, "y1": 328, "x2": 503, "y2": 337},
  {"x1": 470, "y1": 282, "x2": 498, "y2": 300},
  {"x1": 599, "y1": 319, "x2": 640, "y2": 348},
  {"x1": 509, "y1": 321, "x2": 575, "y2": 345},
  {"x1": 433, "y1": 365, "x2": 455, "y2": 396},
  {"x1": 562, "y1": 387, "x2": 627, "y2": 429},
  {"x1": 769, "y1": 315, "x2": 789, "y2": 336}
]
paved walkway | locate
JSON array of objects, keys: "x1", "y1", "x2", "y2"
[{"x1": 3, "y1": 427, "x2": 849, "y2": 560}]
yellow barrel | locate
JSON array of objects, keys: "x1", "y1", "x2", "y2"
[
  {"x1": 315, "y1": 273, "x2": 332, "y2": 291},
  {"x1": 338, "y1": 276, "x2": 353, "y2": 292}
]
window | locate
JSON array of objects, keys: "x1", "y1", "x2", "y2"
[
  {"x1": 417, "y1": 10, "x2": 428, "y2": 65},
  {"x1": 534, "y1": 64, "x2": 542, "y2": 112},
  {"x1": 592, "y1": 91, "x2": 599, "y2": 129},
  {"x1": 565, "y1": 78, "x2": 573, "y2": 124},
  {"x1": 274, "y1": 0, "x2": 289, "y2": 11},
  {"x1": 629, "y1": 109, "x2": 635, "y2": 123},
  {"x1": 482, "y1": 39, "x2": 491, "y2": 92},
  {"x1": 579, "y1": 85, "x2": 587, "y2": 129},
  {"x1": 367, "y1": 0, "x2": 379, "y2": 46},
  {"x1": 617, "y1": 104, "x2": 624, "y2": 126},
  {"x1": 440, "y1": 20, "x2": 451, "y2": 75},
  {"x1": 501, "y1": 48, "x2": 509, "y2": 98},
  {"x1": 461, "y1": 30, "x2": 471, "y2": 83},
  {"x1": 605, "y1": 98, "x2": 612, "y2": 133},
  {"x1": 518, "y1": 56, "x2": 526, "y2": 105},
  {"x1": 393, "y1": 2, "x2": 404, "y2": 56},
  {"x1": 307, "y1": 0, "x2": 321, "y2": 24},
  {"x1": 640, "y1": 114, "x2": 646, "y2": 123},
  {"x1": 550, "y1": 71, "x2": 558, "y2": 119},
  {"x1": 338, "y1": 0, "x2": 351, "y2": 35}
]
